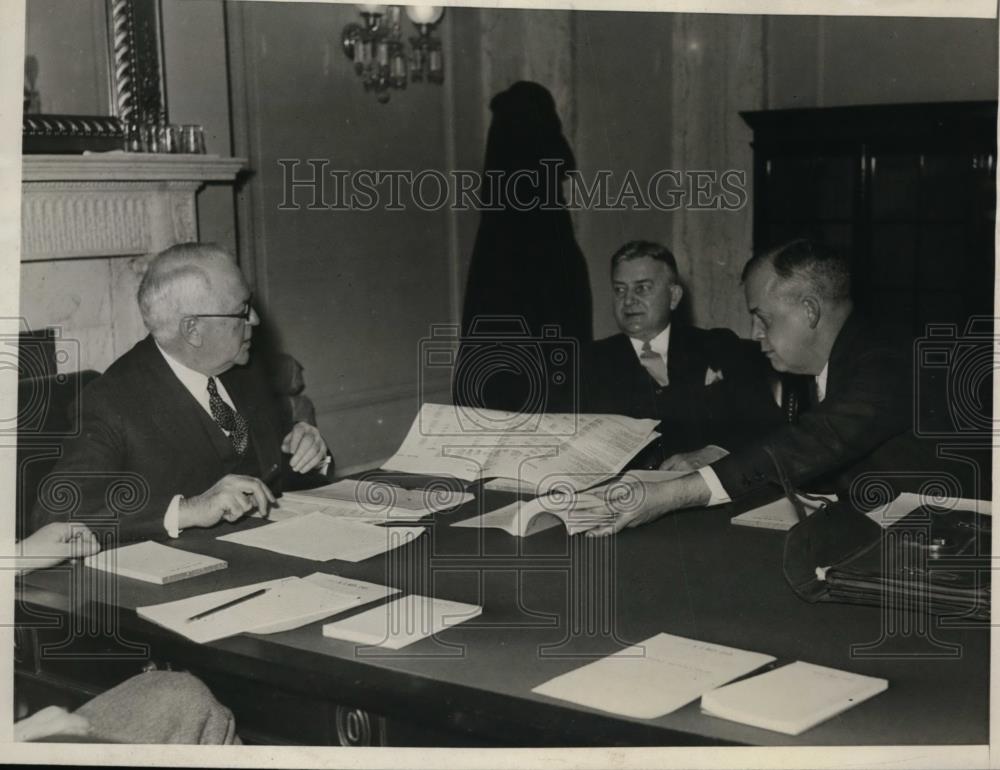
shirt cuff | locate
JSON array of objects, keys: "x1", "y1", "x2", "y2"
[
  {"x1": 164, "y1": 494, "x2": 184, "y2": 538},
  {"x1": 697, "y1": 466, "x2": 732, "y2": 506}
]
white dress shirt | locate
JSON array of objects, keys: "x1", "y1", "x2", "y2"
[
  {"x1": 156, "y1": 343, "x2": 240, "y2": 538},
  {"x1": 698, "y1": 361, "x2": 830, "y2": 506},
  {"x1": 628, "y1": 324, "x2": 671, "y2": 365}
]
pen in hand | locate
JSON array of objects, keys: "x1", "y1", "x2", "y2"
[{"x1": 185, "y1": 587, "x2": 269, "y2": 622}]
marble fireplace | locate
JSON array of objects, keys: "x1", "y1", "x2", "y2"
[{"x1": 20, "y1": 154, "x2": 245, "y2": 374}]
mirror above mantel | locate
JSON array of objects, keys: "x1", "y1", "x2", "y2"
[{"x1": 23, "y1": 0, "x2": 166, "y2": 153}]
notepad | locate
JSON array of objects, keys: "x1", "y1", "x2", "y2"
[
  {"x1": 700, "y1": 661, "x2": 888, "y2": 735},
  {"x1": 531, "y1": 633, "x2": 774, "y2": 719},
  {"x1": 731, "y1": 493, "x2": 837, "y2": 531},
  {"x1": 322, "y1": 594, "x2": 482, "y2": 649},
  {"x1": 217, "y1": 512, "x2": 425, "y2": 562},
  {"x1": 137, "y1": 573, "x2": 398, "y2": 644},
  {"x1": 84, "y1": 541, "x2": 227, "y2": 585}
]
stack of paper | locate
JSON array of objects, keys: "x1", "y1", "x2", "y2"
[
  {"x1": 531, "y1": 633, "x2": 774, "y2": 719},
  {"x1": 272, "y1": 478, "x2": 473, "y2": 522},
  {"x1": 137, "y1": 573, "x2": 398, "y2": 644},
  {"x1": 731, "y1": 493, "x2": 837, "y2": 531},
  {"x1": 456, "y1": 469, "x2": 691, "y2": 537},
  {"x1": 700, "y1": 661, "x2": 888, "y2": 735},
  {"x1": 382, "y1": 403, "x2": 660, "y2": 493},
  {"x1": 84, "y1": 541, "x2": 227, "y2": 585},
  {"x1": 218, "y1": 512, "x2": 425, "y2": 562},
  {"x1": 322, "y1": 594, "x2": 482, "y2": 649}
]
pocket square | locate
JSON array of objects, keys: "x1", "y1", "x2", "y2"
[{"x1": 704, "y1": 367, "x2": 724, "y2": 386}]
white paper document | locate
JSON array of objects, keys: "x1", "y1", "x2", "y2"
[
  {"x1": 280, "y1": 478, "x2": 472, "y2": 518},
  {"x1": 700, "y1": 661, "x2": 888, "y2": 735},
  {"x1": 531, "y1": 633, "x2": 775, "y2": 719},
  {"x1": 84, "y1": 541, "x2": 227, "y2": 585},
  {"x1": 457, "y1": 469, "x2": 691, "y2": 537},
  {"x1": 136, "y1": 573, "x2": 398, "y2": 644},
  {"x1": 866, "y1": 492, "x2": 991, "y2": 529},
  {"x1": 322, "y1": 594, "x2": 482, "y2": 649},
  {"x1": 217, "y1": 512, "x2": 425, "y2": 562},
  {"x1": 731, "y1": 493, "x2": 838, "y2": 531},
  {"x1": 382, "y1": 404, "x2": 659, "y2": 491}
]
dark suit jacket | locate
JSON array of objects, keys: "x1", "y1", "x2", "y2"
[
  {"x1": 31, "y1": 336, "x2": 302, "y2": 542},
  {"x1": 712, "y1": 312, "x2": 942, "y2": 501},
  {"x1": 582, "y1": 325, "x2": 782, "y2": 466}
]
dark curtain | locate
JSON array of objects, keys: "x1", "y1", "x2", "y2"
[{"x1": 456, "y1": 81, "x2": 592, "y2": 414}]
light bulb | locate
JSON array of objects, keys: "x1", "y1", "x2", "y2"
[
  {"x1": 357, "y1": 4, "x2": 386, "y2": 14},
  {"x1": 405, "y1": 5, "x2": 443, "y2": 25}
]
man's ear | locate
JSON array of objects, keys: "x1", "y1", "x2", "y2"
[
  {"x1": 801, "y1": 296, "x2": 821, "y2": 329},
  {"x1": 179, "y1": 316, "x2": 203, "y2": 347},
  {"x1": 669, "y1": 283, "x2": 684, "y2": 311}
]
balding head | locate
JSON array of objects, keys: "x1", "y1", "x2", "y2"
[
  {"x1": 741, "y1": 239, "x2": 851, "y2": 307},
  {"x1": 741, "y1": 240, "x2": 853, "y2": 375}
]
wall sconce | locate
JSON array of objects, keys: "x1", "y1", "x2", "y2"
[{"x1": 342, "y1": 5, "x2": 444, "y2": 103}]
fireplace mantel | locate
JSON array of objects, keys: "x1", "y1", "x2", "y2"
[
  {"x1": 21, "y1": 154, "x2": 246, "y2": 261},
  {"x1": 20, "y1": 153, "x2": 247, "y2": 372}
]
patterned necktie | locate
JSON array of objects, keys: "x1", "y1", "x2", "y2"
[
  {"x1": 639, "y1": 341, "x2": 669, "y2": 387},
  {"x1": 207, "y1": 376, "x2": 249, "y2": 455}
]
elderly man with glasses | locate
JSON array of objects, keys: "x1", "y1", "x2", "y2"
[{"x1": 31, "y1": 243, "x2": 330, "y2": 542}]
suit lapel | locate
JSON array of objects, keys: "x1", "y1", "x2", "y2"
[
  {"x1": 135, "y1": 337, "x2": 230, "y2": 466},
  {"x1": 824, "y1": 312, "x2": 865, "y2": 401},
  {"x1": 221, "y1": 364, "x2": 281, "y2": 480}
]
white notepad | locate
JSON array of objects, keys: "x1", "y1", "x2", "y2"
[
  {"x1": 700, "y1": 661, "x2": 888, "y2": 735},
  {"x1": 531, "y1": 633, "x2": 774, "y2": 719},
  {"x1": 137, "y1": 572, "x2": 397, "y2": 644},
  {"x1": 322, "y1": 594, "x2": 482, "y2": 649},
  {"x1": 218, "y1": 512, "x2": 425, "y2": 562},
  {"x1": 84, "y1": 541, "x2": 227, "y2": 585},
  {"x1": 731, "y1": 494, "x2": 837, "y2": 531}
]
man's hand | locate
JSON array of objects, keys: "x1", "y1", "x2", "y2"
[
  {"x1": 15, "y1": 706, "x2": 91, "y2": 742},
  {"x1": 178, "y1": 474, "x2": 276, "y2": 529},
  {"x1": 17, "y1": 523, "x2": 101, "y2": 574},
  {"x1": 584, "y1": 473, "x2": 714, "y2": 536},
  {"x1": 659, "y1": 444, "x2": 730, "y2": 472},
  {"x1": 281, "y1": 421, "x2": 327, "y2": 474}
]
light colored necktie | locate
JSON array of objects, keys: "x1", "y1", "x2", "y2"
[{"x1": 639, "y1": 341, "x2": 669, "y2": 387}]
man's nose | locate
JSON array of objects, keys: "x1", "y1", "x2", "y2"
[{"x1": 750, "y1": 316, "x2": 766, "y2": 341}]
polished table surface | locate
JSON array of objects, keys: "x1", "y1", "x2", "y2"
[{"x1": 18, "y1": 476, "x2": 989, "y2": 746}]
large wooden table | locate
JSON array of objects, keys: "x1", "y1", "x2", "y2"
[{"x1": 15, "y1": 477, "x2": 989, "y2": 746}]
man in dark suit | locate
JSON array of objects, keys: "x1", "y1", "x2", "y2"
[
  {"x1": 585, "y1": 239, "x2": 937, "y2": 534},
  {"x1": 31, "y1": 243, "x2": 329, "y2": 542},
  {"x1": 582, "y1": 240, "x2": 779, "y2": 466}
]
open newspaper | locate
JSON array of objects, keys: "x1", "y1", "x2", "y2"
[{"x1": 382, "y1": 403, "x2": 660, "y2": 493}]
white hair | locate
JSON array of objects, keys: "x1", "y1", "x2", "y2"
[{"x1": 137, "y1": 243, "x2": 236, "y2": 341}]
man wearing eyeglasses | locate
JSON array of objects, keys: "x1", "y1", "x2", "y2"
[{"x1": 31, "y1": 243, "x2": 330, "y2": 542}]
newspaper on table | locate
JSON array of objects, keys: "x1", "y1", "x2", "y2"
[{"x1": 382, "y1": 403, "x2": 660, "y2": 493}]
